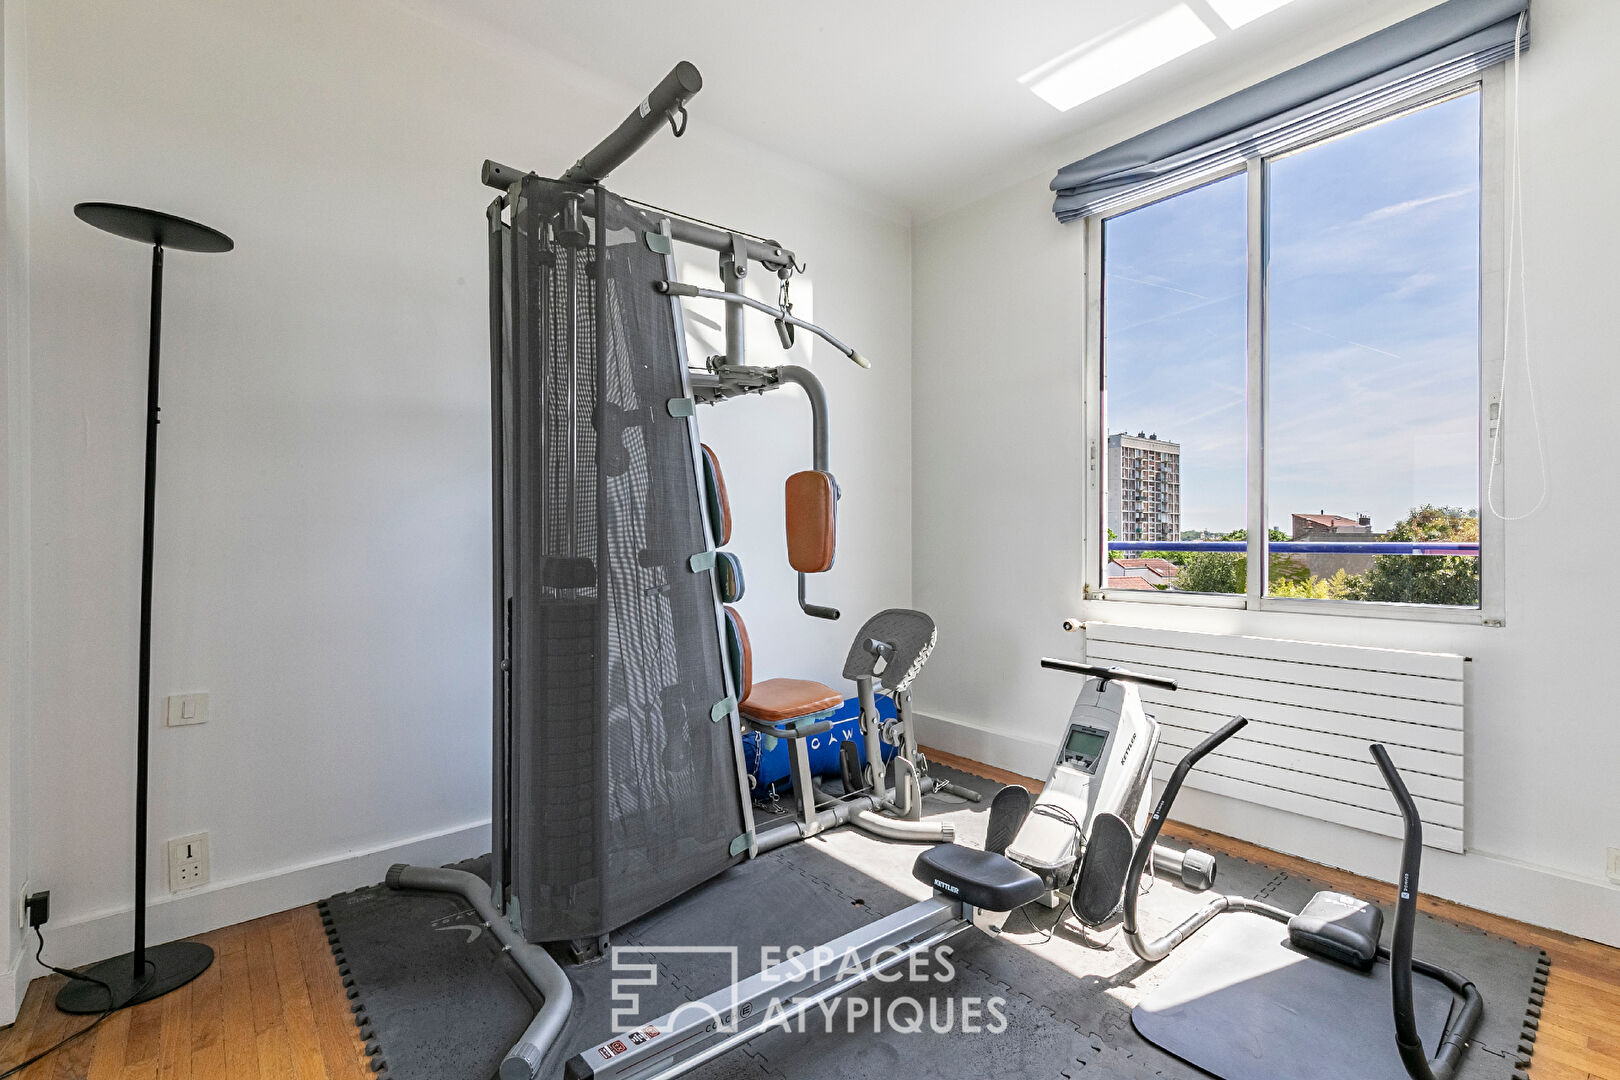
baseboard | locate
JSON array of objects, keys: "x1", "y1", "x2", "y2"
[
  {"x1": 916, "y1": 710, "x2": 1620, "y2": 947},
  {"x1": 917, "y1": 709, "x2": 1053, "y2": 782},
  {"x1": 2, "y1": 949, "x2": 22, "y2": 1027},
  {"x1": 11, "y1": 819, "x2": 491, "y2": 1006}
]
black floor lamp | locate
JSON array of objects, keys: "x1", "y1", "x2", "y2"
[{"x1": 56, "y1": 203, "x2": 233, "y2": 1014}]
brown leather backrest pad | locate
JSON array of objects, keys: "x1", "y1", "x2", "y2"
[
  {"x1": 702, "y1": 444, "x2": 732, "y2": 547},
  {"x1": 785, "y1": 470, "x2": 836, "y2": 573},
  {"x1": 724, "y1": 605, "x2": 752, "y2": 701}
]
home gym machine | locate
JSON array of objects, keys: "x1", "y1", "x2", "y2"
[
  {"x1": 1119, "y1": 718, "x2": 1484, "y2": 1080},
  {"x1": 387, "y1": 61, "x2": 956, "y2": 1080},
  {"x1": 1002, "y1": 659, "x2": 1218, "y2": 925}
]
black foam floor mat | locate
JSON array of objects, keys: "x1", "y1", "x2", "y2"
[
  {"x1": 1131, "y1": 912, "x2": 1455, "y2": 1080},
  {"x1": 321, "y1": 766, "x2": 1546, "y2": 1080}
]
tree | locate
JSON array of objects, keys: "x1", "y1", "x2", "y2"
[
  {"x1": 1173, "y1": 527, "x2": 1306, "y2": 595},
  {"x1": 1270, "y1": 569, "x2": 1360, "y2": 599},
  {"x1": 1175, "y1": 551, "x2": 1246, "y2": 593},
  {"x1": 1139, "y1": 547, "x2": 1190, "y2": 567},
  {"x1": 1343, "y1": 505, "x2": 1479, "y2": 606}
]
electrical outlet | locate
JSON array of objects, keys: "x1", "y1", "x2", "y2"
[
  {"x1": 167, "y1": 833, "x2": 210, "y2": 892},
  {"x1": 1608, "y1": 847, "x2": 1620, "y2": 886},
  {"x1": 23, "y1": 891, "x2": 49, "y2": 928},
  {"x1": 17, "y1": 880, "x2": 30, "y2": 929},
  {"x1": 164, "y1": 692, "x2": 209, "y2": 727}
]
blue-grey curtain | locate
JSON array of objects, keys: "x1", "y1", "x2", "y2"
[{"x1": 1051, "y1": 0, "x2": 1530, "y2": 222}]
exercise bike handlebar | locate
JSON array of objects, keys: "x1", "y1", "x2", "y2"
[
  {"x1": 1111, "y1": 728, "x2": 1480, "y2": 1080},
  {"x1": 1121, "y1": 716, "x2": 1252, "y2": 962},
  {"x1": 1371, "y1": 744, "x2": 1482, "y2": 1080},
  {"x1": 1040, "y1": 658, "x2": 1178, "y2": 693}
]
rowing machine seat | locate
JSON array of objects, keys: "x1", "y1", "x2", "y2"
[{"x1": 913, "y1": 843, "x2": 1044, "y2": 912}]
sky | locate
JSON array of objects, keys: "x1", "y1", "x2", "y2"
[{"x1": 1102, "y1": 91, "x2": 1481, "y2": 535}]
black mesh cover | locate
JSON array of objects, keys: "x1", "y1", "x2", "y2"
[{"x1": 494, "y1": 177, "x2": 746, "y2": 943}]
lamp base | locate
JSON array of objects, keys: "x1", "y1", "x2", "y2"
[{"x1": 54, "y1": 940, "x2": 214, "y2": 1014}]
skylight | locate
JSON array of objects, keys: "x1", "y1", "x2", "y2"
[
  {"x1": 1021, "y1": 5, "x2": 1216, "y2": 112},
  {"x1": 1206, "y1": 0, "x2": 1296, "y2": 29},
  {"x1": 1021, "y1": 0, "x2": 1301, "y2": 112}
]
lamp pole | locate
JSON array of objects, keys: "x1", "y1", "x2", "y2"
[{"x1": 57, "y1": 203, "x2": 232, "y2": 1014}]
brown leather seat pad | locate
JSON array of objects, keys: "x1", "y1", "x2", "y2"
[
  {"x1": 741, "y1": 677, "x2": 844, "y2": 723},
  {"x1": 785, "y1": 470, "x2": 836, "y2": 573}
]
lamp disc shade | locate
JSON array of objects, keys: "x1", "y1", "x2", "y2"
[{"x1": 74, "y1": 202, "x2": 233, "y2": 253}]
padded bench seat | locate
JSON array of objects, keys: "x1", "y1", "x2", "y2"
[
  {"x1": 741, "y1": 678, "x2": 844, "y2": 723},
  {"x1": 913, "y1": 843, "x2": 1045, "y2": 912}
]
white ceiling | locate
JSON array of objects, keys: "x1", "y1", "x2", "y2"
[{"x1": 423, "y1": 0, "x2": 1441, "y2": 220}]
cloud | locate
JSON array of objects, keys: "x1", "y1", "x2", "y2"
[
  {"x1": 1355, "y1": 187, "x2": 1473, "y2": 225},
  {"x1": 1388, "y1": 272, "x2": 1442, "y2": 302},
  {"x1": 1103, "y1": 91, "x2": 1485, "y2": 531}
]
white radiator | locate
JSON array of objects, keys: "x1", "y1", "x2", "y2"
[{"x1": 1083, "y1": 623, "x2": 1467, "y2": 852}]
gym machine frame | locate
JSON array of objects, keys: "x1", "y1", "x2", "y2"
[
  {"x1": 483, "y1": 68, "x2": 861, "y2": 625},
  {"x1": 390, "y1": 61, "x2": 923, "y2": 1080}
]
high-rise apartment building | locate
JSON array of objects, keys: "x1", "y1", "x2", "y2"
[{"x1": 1107, "y1": 432, "x2": 1181, "y2": 542}]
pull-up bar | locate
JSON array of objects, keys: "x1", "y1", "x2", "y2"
[
  {"x1": 481, "y1": 62, "x2": 798, "y2": 274},
  {"x1": 481, "y1": 62, "x2": 701, "y2": 189},
  {"x1": 566, "y1": 61, "x2": 703, "y2": 185}
]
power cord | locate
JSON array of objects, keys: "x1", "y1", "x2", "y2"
[
  {"x1": 0, "y1": 928, "x2": 156, "y2": 1079},
  {"x1": 1002, "y1": 894, "x2": 1071, "y2": 946},
  {"x1": 998, "y1": 804, "x2": 1087, "y2": 947},
  {"x1": 996, "y1": 805, "x2": 1152, "y2": 951}
]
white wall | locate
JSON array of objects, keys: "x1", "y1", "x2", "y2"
[
  {"x1": 6, "y1": 0, "x2": 910, "y2": 1010},
  {"x1": 1, "y1": 0, "x2": 32, "y2": 1022},
  {"x1": 913, "y1": 0, "x2": 1620, "y2": 945}
]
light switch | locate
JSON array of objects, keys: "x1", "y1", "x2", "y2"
[{"x1": 165, "y1": 692, "x2": 209, "y2": 727}]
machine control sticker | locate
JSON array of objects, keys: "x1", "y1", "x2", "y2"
[{"x1": 591, "y1": 1025, "x2": 662, "y2": 1063}]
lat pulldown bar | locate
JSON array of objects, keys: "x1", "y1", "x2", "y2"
[{"x1": 654, "y1": 281, "x2": 870, "y2": 368}]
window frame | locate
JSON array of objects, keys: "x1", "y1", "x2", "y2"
[{"x1": 1081, "y1": 68, "x2": 1507, "y2": 626}]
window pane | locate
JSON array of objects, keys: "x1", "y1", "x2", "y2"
[
  {"x1": 1266, "y1": 92, "x2": 1481, "y2": 606},
  {"x1": 1102, "y1": 173, "x2": 1247, "y2": 595}
]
